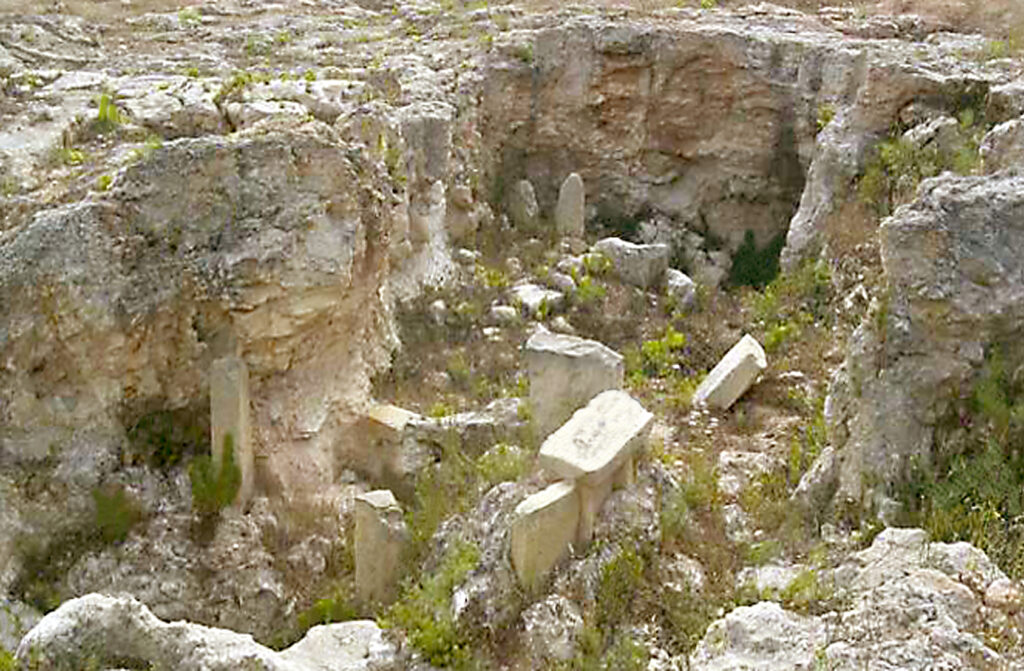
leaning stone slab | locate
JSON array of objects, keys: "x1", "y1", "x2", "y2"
[
  {"x1": 510, "y1": 481, "x2": 580, "y2": 590},
  {"x1": 555, "y1": 173, "x2": 585, "y2": 238},
  {"x1": 693, "y1": 334, "x2": 767, "y2": 410},
  {"x1": 538, "y1": 390, "x2": 653, "y2": 545},
  {"x1": 525, "y1": 330, "x2": 624, "y2": 438},
  {"x1": 354, "y1": 490, "x2": 408, "y2": 606},
  {"x1": 210, "y1": 356, "x2": 254, "y2": 505},
  {"x1": 592, "y1": 237, "x2": 671, "y2": 289}
]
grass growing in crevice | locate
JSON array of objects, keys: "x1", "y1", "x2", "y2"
[{"x1": 897, "y1": 346, "x2": 1024, "y2": 578}]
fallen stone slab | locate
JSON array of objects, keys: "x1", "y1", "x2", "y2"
[
  {"x1": 525, "y1": 330, "x2": 624, "y2": 438},
  {"x1": 592, "y1": 237, "x2": 671, "y2": 289},
  {"x1": 354, "y1": 490, "x2": 408, "y2": 606},
  {"x1": 538, "y1": 390, "x2": 653, "y2": 545},
  {"x1": 16, "y1": 593, "x2": 397, "y2": 671},
  {"x1": 510, "y1": 480, "x2": 580, "y2": 590},
  {"x1": 692, "y1": 334, "x2": 767, "y2": 410}
]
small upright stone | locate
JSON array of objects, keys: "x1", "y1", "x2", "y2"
[
  {"x1": 665, "y1": 268, "x2": 697, "y2": 310},
  {"x1": 525, "y1": 330, "x2": 624, "y2": 438},
  {"x1": 555, "y1": 173, "x2": 585, "y2": 238},
  {"x1": 210, "y1": 356, "x2": 254, "y2": 505},
  {"x1": 509, "y1": 179, "x2": 539, "y2": 230},
  {"x1": 538, "y1": 390, "x2": 653, "y2": 546},
  {"x1": 510, "y1": 481, "x2": 580, "y2": 590},
  {"x1": 693, "y1": 334, "x2": 767, "y2": 410},
  {"x1": 354, "y1": 490, "x2": 408, "y2": 606}
]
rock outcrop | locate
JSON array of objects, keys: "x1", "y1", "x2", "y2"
[
  {"x1": 814, "y1": 172, "x2": 1024, "y2": 514},
  {"x1": 16, "y1": 593, "x2": 398, "y2": 671}
]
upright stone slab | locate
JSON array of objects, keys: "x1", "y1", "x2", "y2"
[
  {"x1": 555, "y1": 173, "x2": 585, "y2": 238},
  {"x1": 509, "y1": 179, "x2": 539, "y2": 230},
  {"x1": 510, "y1": 481, "x2": 580, "y2": 590},
  {"x1": 692, "y1": 334, "x2": 767, "y2": 410},
  {"x1": 210, "y1": 356, "x2": 254, "y2": 505},
  {"x1": 525, "y1": 330, "x2": 624, "y2": 438},
  {"x1": 354, "y1": 490, "x2": 408, "y2": 606},
  {"x1": 538, "y1": 390, "x2": 653, "y2": 546}
]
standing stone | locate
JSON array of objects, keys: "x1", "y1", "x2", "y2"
[
  {"x1": 554, "y1": 173, "x2": 585, "y2": 238},
  {"x1": 508, "y1": 179, "x2": 539, "y2": 230},
  {"x1": 354, "y1": 490, "x2": 408, "y2": 606},
  {"x1": 538, "y1": 390, "x2": 653, "y2": 546},
  {"x1": 210, "y1": 356, "x2": 254, "y2": 505},
  {"x1": 693, "y1": 334, "x2": 767, "y2": 410},
  {"x1": 665, "y1": 268, "x2": 697, "y2": 310},
  {"x1": 510, "y1": 481, "x2": 580, "y2": 590},
  {"x1": 525, "y1": 330, "x2": 624, "y2": 438}
]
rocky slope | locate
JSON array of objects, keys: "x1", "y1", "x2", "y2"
[{"x1": 3, "y1": 0, "x2": 1024, "y2": 667}]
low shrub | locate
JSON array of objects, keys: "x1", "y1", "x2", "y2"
[{"x1": 189, "y1": 434, "x2": 242, "y2": 517}]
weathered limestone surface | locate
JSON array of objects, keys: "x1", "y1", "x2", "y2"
[
  {"x1": 525, "y1": 330, "x2": 625, "y2": 438},
  {"x1": 210, "y1": 356, "x2": 254, "y2": 505},
  {"x1": 354, "y1": 490, "x2": 407, "y2": 606},
  {"x1": 510, "y1": 481, "x2": 580, "y2": 590},
  {"x1": 693, "y1": 335, "x2": 767, "y2": 410},
  {"x1": 348, "y1": 404, "x2": 422, "y2": 496},
  {"x1": 817, "y1": 172, "x2": 1024, "y2": 513},
  {"x1": 665, "y1": 268, "x2": 697, "y2": 310},
  {"x1": 592, "y1": 237, "x2": 670, "y2": 289},
  {"x1": 539, "y1": 390, "x2": 652, "y2": 545},
  {"x1": 554, "y1": 173, "x2": 585, "y2": 238},
  {"x1": 508, "y1": 179, "x2": 539, "y2": 230},
  {"x1": 16, "y1": 593, "x2": 398, "y2": 671}
]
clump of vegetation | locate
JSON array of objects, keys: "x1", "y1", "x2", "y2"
[
  {"x1": 125, "y1": 405, "x2": 209, "y2": 469},
  {"x1": 189, "y1": 433, "x2": 242, "y2": 517},
  {"x1": 728, "y1": 230, "x2": 786, "y2": 289},
  {"x1": 92, "y1": 93, "x2": 124, "y2": 135},
  {"x1": 747, "y1": 259, "x2": 832, "y2": 356},
  {"x1": 857, "y1": 109, "x2": 984, "y2": 216},
  {"x1": 91, "y1": 484, "x2": 142, "y2": 544},
  {"x1": 816, "y1": 102, "x2": 836, "y2": 134},
  {"x1": 382, "y1": 541, "x2": 480, "y2": 668},
  {"x1": 898, "y1": 347, "x2": 1024, "y2": 578},
  {"x1": 0, "y1": 646, "x2": 14, "y2": 671}
]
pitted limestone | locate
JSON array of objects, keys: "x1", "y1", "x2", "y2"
[
  {"x1": 525, "y1": 330, "x2": 624, "y2": 438},
  {"x1": 693, "y1": 334, "x2": 767, "y2": 410},
  {"x1": 555, "y1": 173, "x2": 585, "y2": 238}
]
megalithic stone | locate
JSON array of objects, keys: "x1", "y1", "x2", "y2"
[
  {"x1": 555, "y1": 173, "x2": 585, "y2": 238},
  {"x1": 692, "y1": 334, "x2": 767, "y2": 410},
  {"x1": 510, "y1": 481, "x2": 580, "y2": 590},
  {"x1": 211, "y1": 356, "x2": 254, "y2": 505},
  {"x1": 354, "y1": 490, "x2": 408, "y2": 606}
]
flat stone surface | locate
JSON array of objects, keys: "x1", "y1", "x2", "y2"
[
  {"x1": 538, "y1": 390, "x2": 652, "y2": 486},
  {"x1": 367, "y1": 405, "x2": 419, "y2": 432},
  {"x1": 510, "y1": 481, "x2": 580, "y2": 590},
  {"x1": 355, "y1": 489, "x2": 400, "y2": 511},
  {"x1": 693, "y1": 334, "x2": 767, "y2": 410}
]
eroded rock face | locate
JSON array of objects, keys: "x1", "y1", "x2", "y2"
[{"x1": 817, "y1": 172, "x2": 1024, "y2": 513}]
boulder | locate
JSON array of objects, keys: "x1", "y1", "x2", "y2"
[
  {"x1": 554, "y1": 173, "x2": 585, "y2": 238},
  {"x1": 509, "y1": 283, "x2": 564, "y2": 318},
  {"x1": 521, "y1": 595, "x2": 584, "y2": 663},
  {"x1": 16, "y1": 593, "x2": 398, "y2": 671},
  {"x1": 980, "y1": 118, "x2": 1024, "y2": 173},
  {"x1": 689, "y1": 601, "x2": 825, "y2": 671},
  {"x1": 510, "y1": 481, "x2": 580, "y2": 590},
  {"x1": 524, "y1": 330, "x2": 625, "y2": 438},
  {"x1": 665, "y1": 268, "x2": 697, "y2": 310},
  {"x1": 592, "y1": 237, "x2": 670, "y2": 289},
  {"x1": 354, "y1": 490, "x2": 408, "y2": 606},
  {"x1": 693, "y1": 335, "x2": 767, "y2": 410},
  {"x1": 538, "y1": 390, "x2": 653, "y2": 545}
]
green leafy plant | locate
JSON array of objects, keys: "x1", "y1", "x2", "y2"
[
  {"x1": 637, "y1": 325, "x2": 687, "y2": 378},
  {"x1": 382, "y1": 541, "x2": 479, "y2": 668},
  {"x1": 816, "y1": 103, "x2": 836, "y2": 134},
  {"x1": 728, "y1": 230, "x2": 786, "y2": 289},
  {"x1": 93, "y1": 93, "x2": 123, "y2": 134},
  {"x1": 178, "y1": 6, "x2": 201, "y2": 25},
  {"x1": 96, "y1": 174, "x2": 113, "y2": 191},
  {"x1": 189, "y1": 433, "x2": 242, "y2": 517}
]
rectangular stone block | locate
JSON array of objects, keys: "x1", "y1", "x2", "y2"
[
  {"x1": 525, "y1": 330, "x2": 624, "y2": 439},
  {"x1": 354, "y1": 489, "x2": 408, "y2": 605},
  {"x1": 692, "y1": 334, "x2": 767, "y2": 410},
  {"x1": 538, "y1": 390, "x2": 652, "y2": 546},
  {"x1": 511, "y1": 481, "x2": 580, "y2": 590},
  {"x1": 210, "y1": 356, "x2": 254, "y2": 505}
]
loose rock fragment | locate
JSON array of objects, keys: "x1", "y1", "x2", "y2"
[{"x1": 592, "y1": 237, "x2": 671, "y2": 289}]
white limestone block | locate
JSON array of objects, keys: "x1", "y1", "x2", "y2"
[
  {"x1": 693, "y1": 334, "x2": 767, "y2": 410},
  {"x1": 555, "y1": 173, "x2": 585, "y2": 238},
  {"x1": 210, "y1": 356, "x2": 254, "y2": 505},
  {"x1": 510, "y1": 481, "x2": 580, "y2": 590},
  {"x1": 354, "y1": 490, "x2": 408, "y2": 605}
]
